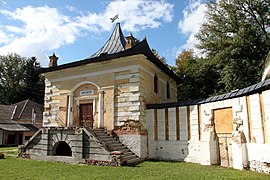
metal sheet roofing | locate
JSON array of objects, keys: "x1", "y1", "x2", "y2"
[
  {"x1": 146, "y1": 78, "x2": 270, "y2": 109},
  {"x1": 0, "y1": 123, "x2": 30, "y2": 131},
  {"x1": 37, "y1": 23, "x2": 181, "y2": 83},
  {"x1": 90, "y1": 23, "x2": 126, "y2": 58}
]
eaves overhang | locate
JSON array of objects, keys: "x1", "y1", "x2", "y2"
[{"x1": 36, "y1": 39, "x2": 181, "y2": 83}]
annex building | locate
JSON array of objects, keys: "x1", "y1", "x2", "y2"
[{"x1": 22, "y1": 23, "x2": 270, "y2": 173}]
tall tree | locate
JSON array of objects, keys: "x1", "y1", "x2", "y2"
[
  {"x1": 175, "y1": 50, "x2": 220, "y2": 101},
  {"x1": 196, "y1": 0, "x2": 270, "y2": 93},
  {"x1": 22, "y1": 57, "x2": 45, "y2": 105},
  {"x1": 0, "y1": 53, "x2": 26, "y2": 104},
  {"x1": 0, "y1": 53, "x2": 44, "y2": 105}
]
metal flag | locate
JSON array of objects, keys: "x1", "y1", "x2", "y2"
[{"x1": 110, "y1": 14, "x2": 119, "y2": 23}]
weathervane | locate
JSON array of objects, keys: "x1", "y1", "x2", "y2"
[{"x1": 110, "y1": 14, "x2": 119, "y2": 23}]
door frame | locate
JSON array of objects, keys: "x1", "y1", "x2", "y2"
[{"x1": 79, "y1": 103, "x2": 94, "y2": 128}]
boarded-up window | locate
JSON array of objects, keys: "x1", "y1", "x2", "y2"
[{"x1": 214, "y1": 107, "x2": 233, "y2": 134}]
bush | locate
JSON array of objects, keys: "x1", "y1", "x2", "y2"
[{"x1": 0, "y1": 152, "x2": 5, "y2": 159}]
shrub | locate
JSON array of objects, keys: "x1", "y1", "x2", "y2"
[{"x1": 0, "y1": 152, "x2": 5, "y2": 159}]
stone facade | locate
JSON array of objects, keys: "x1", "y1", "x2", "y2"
[{"x1": 39, "y1": 54, "x2": 177, "y2": 159}]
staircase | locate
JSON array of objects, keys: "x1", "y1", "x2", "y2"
[{"x1": 90, "y1": 128, "x2": 141, "y2": 165}]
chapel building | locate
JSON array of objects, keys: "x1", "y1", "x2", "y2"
[{"x1": 22, "y1": 23, "x2": 180, "y2": 165}]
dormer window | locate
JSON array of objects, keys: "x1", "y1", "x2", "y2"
[{"x1": 154, "y1": 74, "x2": 158, "y2": 94}]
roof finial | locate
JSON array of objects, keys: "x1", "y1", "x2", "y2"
[
  {"x1": 110, "y1": 14, "x2": 119, "y2": 23},
  {"x1": 49, "y1": 52, "x2": 59, "y2": 67}
]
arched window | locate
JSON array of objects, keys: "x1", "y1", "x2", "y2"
[
  {"x1": 154, "y1": 74, "x2": 158, "y2": 94},
  {"x1": 167, "y1": 81, "x2": 170, "y2": 99}
]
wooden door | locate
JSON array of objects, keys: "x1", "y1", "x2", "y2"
[
  {"x1": 79, "y1": 103, "x2": 93, "y2": 128},
  {"x1": 214, "y1": 107, "x2": 233, "y2": 167}
]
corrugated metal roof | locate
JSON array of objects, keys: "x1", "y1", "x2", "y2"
[
  {"x1": 146, "y1": 78, "x2": 270, "y2": 109},
  {"x1": 90, "y1": 23, "x2": 126, "y2": 58}
]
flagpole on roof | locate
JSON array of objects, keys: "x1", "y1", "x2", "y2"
[{"x1": 110, "y1": 14, "x2": 119, "y2": 23}]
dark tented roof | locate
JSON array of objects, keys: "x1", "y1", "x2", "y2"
[
  {"x1": 146, "y1": 78, "x2": 270, "y2": 109},
  {"x1": 91, "y1": 23, "x2": 126, "y2": 58},
  {"x1": 37, "y1": 23, "x2": 181, "y2": 83}
]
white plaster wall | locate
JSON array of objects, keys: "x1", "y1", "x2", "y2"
[
  {"x1": 157, "y1": 109, "x2": 165, "y2": 140},
  {"x1": 189, "y1": 105, "x2": 199, "y2": 140},
  {"x1": 247, "y1": 143, "x2": 270, "y2": 162},
  {"x1": 249, "y1": 94, "x2": 264, "y2": 143},
  {"x1": 146, "y1": 109, "x2": 156, "y2": 158},
  {"x1": 118, "y1": 134, "x2": 148, "y2": 159},
  {"x1": 146, "y1": 88, "x2": 270, "y2": 172},
  {"x1": 149, "y1": 140, "x2": 189, "y2": 161},
  {"x1": 185, "y1": 140, "x2": 201, "y2": 163},
  {"x1": 179, "y1": 107, "x2": 188, "y2": 141},
  {"x1": 168, "y1": 108, "x2": 176, "y2": 140},
  {"x1": 262, "y1": 90, "x2": 270, "y2": 141}
]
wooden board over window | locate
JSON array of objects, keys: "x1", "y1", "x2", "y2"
[{"x1": 214, "y1": 107, "x2": 233, "y2": 134}]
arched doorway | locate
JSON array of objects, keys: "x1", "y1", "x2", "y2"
[{"x1": 53, "y1": 141, "x2": 72, "y2": 156}]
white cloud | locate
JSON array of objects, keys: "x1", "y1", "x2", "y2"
[
  {"x1": 0, "y1": 0, "x2": 173, "y2": 66},
  {"x1": 177, "y1": 0, "x2": 207, "y2": 56},
  {"x1": 104, "y1": 0, "x2": 174, "y2": 32},
  {"x1": 0, "y1": 0, "x2": 7, "y2": 5},
  {"x1": 0, "y1": 29, "x2": 13, "y2": 45},
  {"x1": 0, "y1": 6, "x2": 80, "y2": 65}
]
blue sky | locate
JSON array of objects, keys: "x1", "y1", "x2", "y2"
[{"x1": 0, "y1": 0, "x2": 207, "y2": 66}]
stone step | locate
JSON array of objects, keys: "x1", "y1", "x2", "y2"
[
  {"x1": 127, "y1": 157, "x2": 140, "y2": 165},
  {"x1": 123, "y1": 151, "x2": 133, "y2": 156},
  {"x1": 102, "y1": 140, "x2": 120, "y2": 144},
  {"x1": 101, "y1": 138, "x2": 118, "y2": 142},
  {"x1": 90, "y1": 128, "x2": 141, "y2": 166},
  {"x1": 91, "y1": 131, "x2": 105, "y2": 134},
  {"x1": 107, "y1": 143, "x2": 124, "y2": 147},
  {"x1": 92, "y1": 129, "x2": 106, "y2": 132},
  {"x1": 123, "y1": 154, "x2": 137, "y2": 161},
  {"x1": 111, "y1": 146, "x2": 128, "y2": 151},
  {"x1": 117, "y1": 149, "x2": 130, "y2": 153},
  {"x1": 98, "y1": 135, "x2": 115, "y2": 139}
]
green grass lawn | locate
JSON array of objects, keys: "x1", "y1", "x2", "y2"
[
  {"x1": 0, "y1": 156, "x2": 269, "y2": 180},
  {"x1": 0, "y1": 146, "x2": 18, "y2": 156},
  {"x1": 0, "y1": 146, "x2": 18, "y2": 151}
]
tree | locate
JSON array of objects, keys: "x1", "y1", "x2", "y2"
[
  {"x1": 0, "y1": 53, "x2": 44, "y2": 105},
  {"x1": 174, "y1": 50, "x2": 220, "y2": 101},
  {"x1": 152, "y1": 48, "x2": 167, "y2": 64},
  {"x1": 0, "y1": 54, "x2": 26, "y2": 104},
  {"x1": 22, "y1": 57, "x2": 45, "y2": 105},
  {"x1": 196, "y1": 0, "x2": 270, "y2": 93}
]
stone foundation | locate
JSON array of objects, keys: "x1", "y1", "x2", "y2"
[{"x1": 250, "y1": 160, "x2": 270, "y2": 174}]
